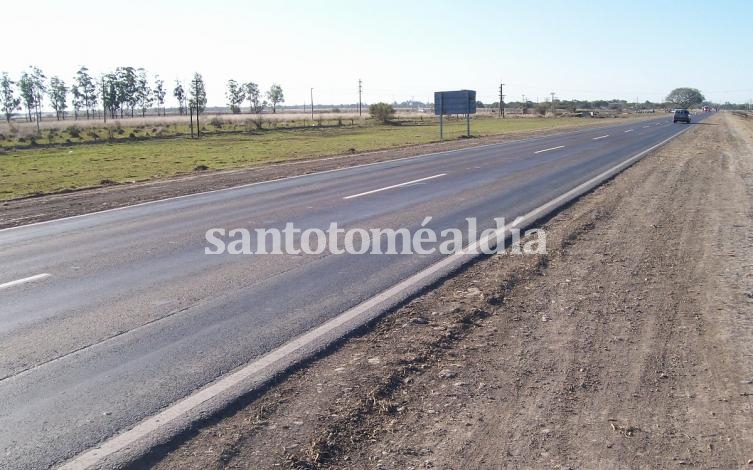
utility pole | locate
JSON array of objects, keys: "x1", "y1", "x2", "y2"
[
  {"x1": 102, "y1": 76, "x2": 107, "y2": 124},
  {"x1": 310, "y1": 88, "x2": 314, "y2": 122},
  {"x1": 522, "y1": 94, "x2": 527, "y2": 114},
  {"x1": 550, "y1": 92, "x2": 556, "y2": 116},
  {"x1": 196, "y1": 80, "x2": 201, "y2": 138},
  {"x1": 499, "y1": 82, "x2": 505, "y2": 118},
  {"x1": 358, "y1": 79, "x2": 362, "y2": 116}
]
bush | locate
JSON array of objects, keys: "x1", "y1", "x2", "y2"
[
  {"x1": 66, "y1": 125, "x2": 81, "y2": 138},
  {"x1": 210, "y1": 116, "x2": 224, "y2": 128},
  {"x1": 369, "y1": 102, "x2": 396, "y2": 123}
]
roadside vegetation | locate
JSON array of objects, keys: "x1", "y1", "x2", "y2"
[{"x1": 0, "y1": 63, "x2": 717, "y2": 202}]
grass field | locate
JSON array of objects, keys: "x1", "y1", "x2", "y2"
[{"x1": 0, "y1": 116, "x2": 629, "y2": 201}]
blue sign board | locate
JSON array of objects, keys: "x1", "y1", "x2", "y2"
[{"x1": 434, "y1": 90, "x2": 476, "y2": 115}]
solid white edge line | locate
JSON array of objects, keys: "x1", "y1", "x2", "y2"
[
  {"x1": 533, "y1": 145, "x2": 565, "y2": 154},
  {"x1": 592, "y1": 135, "x2": 610, "y2": 140},
  {"x1": 58, "y1": 123, "x2": 692, "y2": 470},
  {"x1": 343, "y1": 173, "x2": 446, "y2": 199},
  {"x1": 624, "y1": 129, "x2": 634, "y2": 133},
  {"x1": 1, "y1": 118, "x2": 665, "y2": 234},
  {"x1": 0, "y1": 273, "x2": 51, "y2": 290}
]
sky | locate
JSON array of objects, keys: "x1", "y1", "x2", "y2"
[{"x1": 3, "y1": 0, "x2": 753, "y2": 108}]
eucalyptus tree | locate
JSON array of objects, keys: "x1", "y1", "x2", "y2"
[
  {"x1": 189, "y1": 73, "x2": 207, "y2": 137},
  {"x1": 18, "y1": 72, "x2": 35, "y2": 122},
  {"x1": 245, "y1": 82, "x2": 265, "y2": 114},
  {"x1": 136, "y1": 68, "x2": 153, "y2": 117},
  {"x1": 173, "y1": 80, "x2": 186, "y2": 115},
  {"x1": 1, "y1": 73, "x2": 21, "y2": 122},
  {"x1": 48, "y1": 76, "x2": 68, "y2": 120},
  {"x1": 266, "y1": 83, "x2": 284, "y2": 113},
  {"x1": 153, "y1": 76, "x2": 166, "y2": 116},
  {"x1": 74, "y1": 66, "x2": 97, "y2": 119},
  {"x1": 226, "y1": 79, "x2": 245, "y2": 113}
]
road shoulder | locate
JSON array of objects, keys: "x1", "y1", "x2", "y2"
[{"x1": 149, "y1": 112, "x2": 753, "y2": 469}]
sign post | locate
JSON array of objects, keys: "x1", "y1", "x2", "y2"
[
  {"x1": 434, "y1": 90, "x2": 476, "y2": 140},
  {"x1": 439, "y1": 93, "x2": 444, "y2": 140},
  {"x1": 466, "y1": 95, "x2": 470, "y2": 137}
]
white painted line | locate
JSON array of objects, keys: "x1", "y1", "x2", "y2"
[
  {"x1": 0, "y1": 273, "x2": 51, "y2": 290},
  {"x1": 0, "y1": 119, "x2": 658, "y2": 234},
  {"x1": 60, "y1": 124, "x2": 693, "y2": 470},
  {"x1": 592, "y1": 135, "x2": 610, "y2": 140},
  {"x1": 624, "y1": 129, "x2": 634, "y2": 133},
  {"x1": 343, "y1": 173, "x2": 446, "y2": 199},
  {"x1": 643, "y1": 125, "x2": 651, "y2": 128},
  {"x1": 534, "y1": 145, "x2": 565, "y2": 154}
]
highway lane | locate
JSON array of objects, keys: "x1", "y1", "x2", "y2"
[{"x1": 0, "y1": 116, "x2": 701, "y2": 469}]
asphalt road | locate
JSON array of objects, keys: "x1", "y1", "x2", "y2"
[{"x1": 0, "y1": 116, "x2": 702, "y2": 469}]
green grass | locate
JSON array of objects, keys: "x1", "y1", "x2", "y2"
[{"x1": 0, "y1": 116, "x2": 616, "y2": 201}]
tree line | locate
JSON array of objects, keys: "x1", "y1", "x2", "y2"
[
  {"x1": 225, "y1": 80, "x2": 284, "y2": 115},
  {"x1": 0, "y1": 66, "x2": 288, "y2": 126}
]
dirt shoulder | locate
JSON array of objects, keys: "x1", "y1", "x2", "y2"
[
  {"x1": 145, "y1": 112, "x2": 753, "y2": 469},
  {"x1": 0, "y1": 117, "x2": 651, "y2": 230}
]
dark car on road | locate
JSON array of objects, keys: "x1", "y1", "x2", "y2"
[{"x1": 673, "y1": 109, "x2": 691, "y2": 123}]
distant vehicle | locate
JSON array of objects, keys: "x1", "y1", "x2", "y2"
[{"x1": 673, "y1": 109, "x2": 691, "y2": 124}]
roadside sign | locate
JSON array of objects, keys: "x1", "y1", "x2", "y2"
[
  {"x1": 434, "y1": 90, "x2": 477, "y2": 116},
  {"x1": 434, "y1": 90, "x2": 476, "y2": 139}
]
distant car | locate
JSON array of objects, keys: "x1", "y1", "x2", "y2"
[{"x1": 673, "y1": 109, "x2": 691, "y2": 123}]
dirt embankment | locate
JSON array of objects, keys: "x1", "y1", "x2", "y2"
[
  {"x1": 147, "y1": 112, "x2": 753, "y2": 469},
  {"x1": 0, "y1": 118, "x2": 652, "y2": 230}
]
